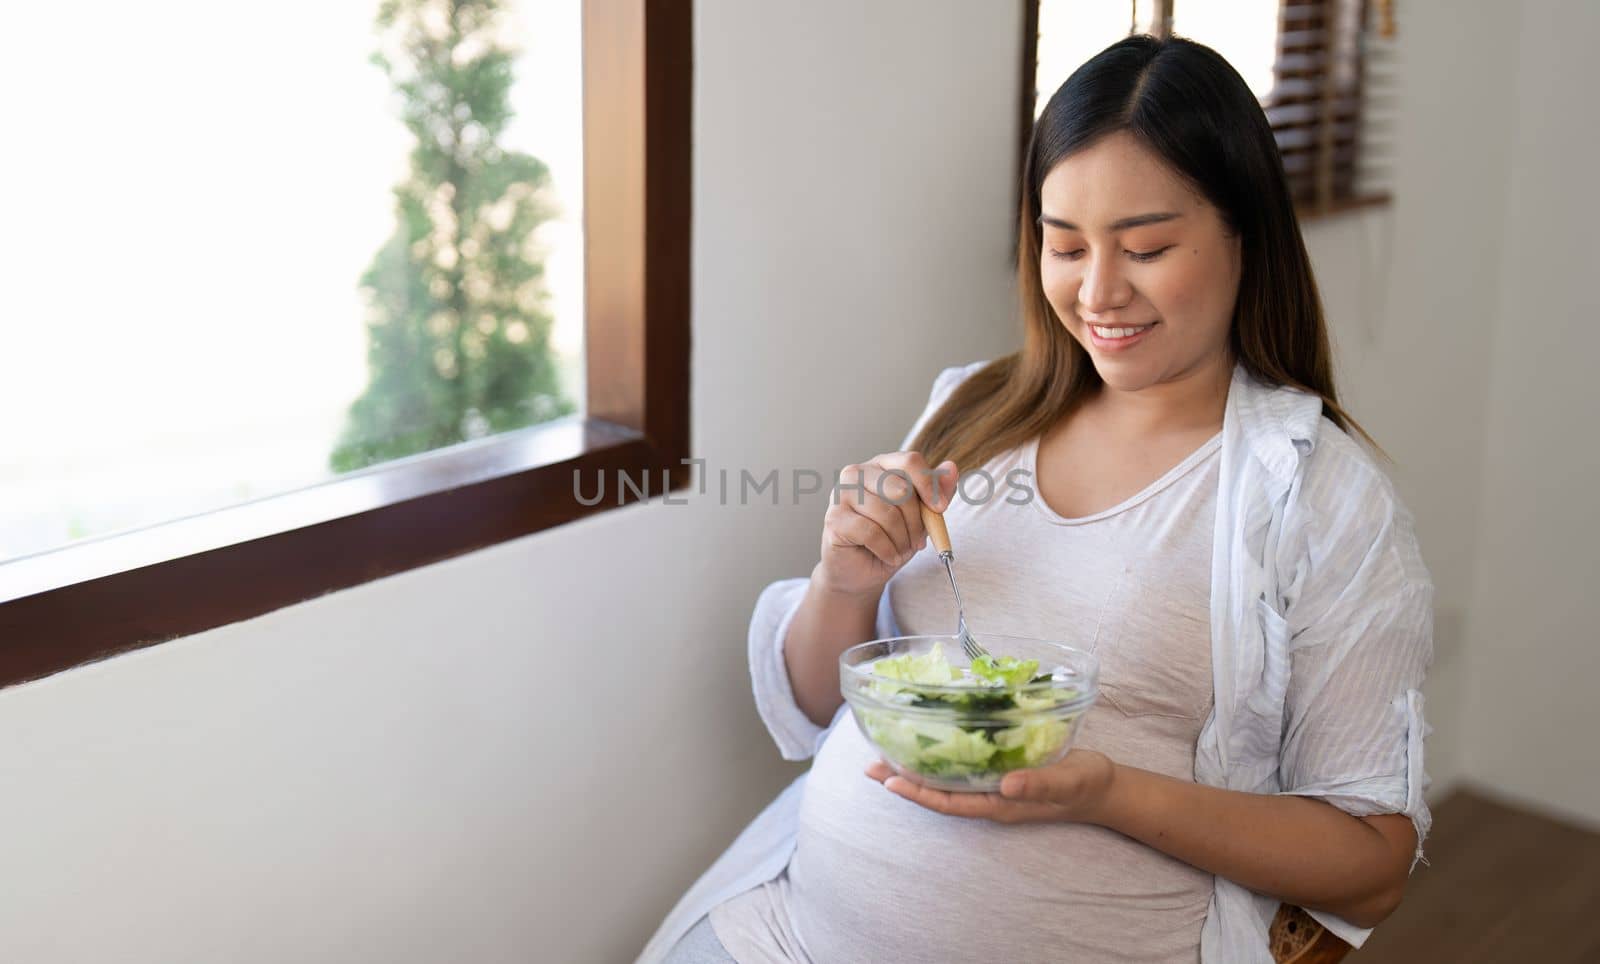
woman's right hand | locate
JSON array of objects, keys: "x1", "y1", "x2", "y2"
[{"x1": 815, "y1": 451, "x2": 959, "y2": 598}]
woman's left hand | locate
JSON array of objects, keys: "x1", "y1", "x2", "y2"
[{"x1": 864, "y1": 749, "x2": 1119, "y2": 825}]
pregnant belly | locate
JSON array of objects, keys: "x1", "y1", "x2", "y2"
[{"x1": 786, "y1": 716, "x2": 1212, "y2": 964}]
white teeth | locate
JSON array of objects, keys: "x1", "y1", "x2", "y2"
[{"x1": 1091, "y1": 324, "x2": 1151, "y2": 339}]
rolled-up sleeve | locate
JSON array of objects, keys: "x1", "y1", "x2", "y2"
[
  {"x1": 748, "y1": 577, "x2": 823, "y2": 760},
  {"x1": 1276, "y1": 486, "x2": 1435, "y2": 866},
  {"x1": 745, "y1": 361, "x2": 986, "y2": 762},
  {"x1": 1273, "y1": 470, "x2": 1435, "y2": 949}
]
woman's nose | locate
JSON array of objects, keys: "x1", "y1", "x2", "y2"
[{"x1": 1078, "y1": 253, "x2": 1132, "y2": 316}]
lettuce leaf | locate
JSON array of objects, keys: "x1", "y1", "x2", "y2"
[
  {"x1": 870, "y1": 642, "x2": 960, "y2": 685},
  {"x1": 969, "y1": 653, "x2": 1040, "y2": 688},
  {"x1": 993, "y1": 717, "x2": 1071, "y2": 767}
]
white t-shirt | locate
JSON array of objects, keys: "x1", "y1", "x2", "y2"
[{"x1": 711, "y1": 429, "x2": 1223, "y2": 963}]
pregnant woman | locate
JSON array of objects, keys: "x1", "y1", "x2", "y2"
[{"x1": 643, "y1": 34, "x2": 1432, "y2": 964}]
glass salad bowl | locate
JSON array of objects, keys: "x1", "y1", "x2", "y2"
[{"x1": 840, "y1": 634, "x2": 1099, "y2": 792}]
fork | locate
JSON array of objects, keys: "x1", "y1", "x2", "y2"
[{"x1": 919, "y1": 503, "x2": 990, "y2": 662}]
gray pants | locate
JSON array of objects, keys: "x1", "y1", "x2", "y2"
[{"x1": 660, "y1": 914, "x2": 738, "y2": 963}]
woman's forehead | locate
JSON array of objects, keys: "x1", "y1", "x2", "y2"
[{"x1": 1040, "y1": 133, "x2": 1205, "y2": 225}]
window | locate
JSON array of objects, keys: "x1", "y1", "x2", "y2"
[
  {"x1": 3, "y1": 1, "x2": 587, "y2": 564},
  {"x1": 0, "y1": 0, "x2": 691, "y2": 688},
  {"x1": 1026, "y1": 0, "x2": 1394, "y2": 217}
]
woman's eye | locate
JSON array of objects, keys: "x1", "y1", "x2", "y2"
[
  {"x1": 1049, "y1": 248, "x2": 1085, "y2": 261},
  {"x1": 1127, "y1": 246, "x2": 1173, "y2": 263}
]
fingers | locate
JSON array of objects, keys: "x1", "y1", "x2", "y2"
[
  {"x1": 1000, "y1": 770, "x2": 1042, "y2": 800},
  {"x1": 827, "y1": 452, "x2": 960, "y2": 570},
  {"x1": 869, "y1": 452, "x2": 961, "y2": 559},
  {"x1": 825, "y1": 501, "x2": 903, "y2": 567},
  {"x1": 863, "y1": 760, "x2": 1062, "y2": 825},
  {"x1": 832, "y1": 462, "x2": 915, "y2": 559},
  {"x1": 876, "y1": 451, "x2": 959, "y2": 512},
  {"x1": 885, "y1": 777, "x2": 1001, "y2": 819},
  {"x1": 1000, "y1": 764, "x2": 1084, "y2": 803},
  {"x1": 863, "y1": 464, "x2": 918, "y2": 554},
  {"x1": 1000, "y1": 749, "x2": 1108, "y2": 805}
]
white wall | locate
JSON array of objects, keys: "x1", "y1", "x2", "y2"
[
  {"x1": 0, "y1": 2, "x2": 1022, "y2": 962},
  {"x1": 1457, "y1": 0, "x2": 1600, "y2": 825}
]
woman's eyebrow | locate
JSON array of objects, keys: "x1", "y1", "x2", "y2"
[{"x1": 1037, "y1": 211, "x2": 1183, "y2": 231}]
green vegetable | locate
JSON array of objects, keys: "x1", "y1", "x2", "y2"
[
  {"x1": 858, "y1": 644, "x2": 1086, "y2": 787},
  {"x1": 869, "y1": 642, "x2": 960, "y2": 685},
  {"x1": 969, "y1": 653, "x2": 1040, "y2": 688},
  {"x1": 994, "y1": 716, "x2": 1070, "y2": 762}
]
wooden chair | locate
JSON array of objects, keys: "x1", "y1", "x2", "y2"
[{"x1": 1270, "y1": 905, "x2": 1353, "y2": 963}]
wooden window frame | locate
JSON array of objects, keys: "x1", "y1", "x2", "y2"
[
  {"x1": 1021, "y1": 0, "x2": 1390, "y2": 221},
  {"x1": 0, "y1": 0, "x2": 692, "y2": 690}
]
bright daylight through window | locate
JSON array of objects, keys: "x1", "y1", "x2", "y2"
[
  {"x1": 0, "y1": 0, "x2": 585, "y2": 563},
  {"x1": 1034, "y1": 0, "x2": 1280, "y2": 119}
]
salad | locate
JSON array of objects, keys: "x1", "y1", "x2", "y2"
[{"x1": 853, "y1": 642, "x2": 1087, "y2": 785}]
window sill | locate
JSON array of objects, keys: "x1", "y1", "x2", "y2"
[{"x1": 0, "y1": 416, "x2": 688, "y2": 690}]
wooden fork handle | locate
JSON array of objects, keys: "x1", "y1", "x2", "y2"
[{"x1": 920, "y1": 502, "x2": 952, "y2": 555}]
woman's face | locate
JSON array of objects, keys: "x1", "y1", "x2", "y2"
[{"x1": 1038, "y1": 131, "x2": 1241, "y2": 394}]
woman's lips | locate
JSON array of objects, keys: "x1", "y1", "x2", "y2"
[{"x1": 1086, "y1": 320, "x2": 1157, "y2": 351}]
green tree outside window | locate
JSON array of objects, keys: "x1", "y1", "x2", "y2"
[{"x1": 332, "y1": 0, "x2": 573, "y2": 473}]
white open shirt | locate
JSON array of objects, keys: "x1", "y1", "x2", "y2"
[{"x1": 637, "y1": 361, "x2": 1434, "y2": 964}]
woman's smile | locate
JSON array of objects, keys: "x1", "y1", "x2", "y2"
[{"x1": 1086, "y1": 320, "x2": 1158, "y2": 351}]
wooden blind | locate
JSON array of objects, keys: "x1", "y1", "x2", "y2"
[
  {"x1": 1259, "y1": 0, "x2": 1386, "y2": 213},
  {"x1": 1028, "y1": 0, "x2": 1392, "y2": 219}
]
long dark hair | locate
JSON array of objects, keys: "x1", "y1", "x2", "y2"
[{"x1": 911, "y1": 34, "x2": 1375, "y2": 470}]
